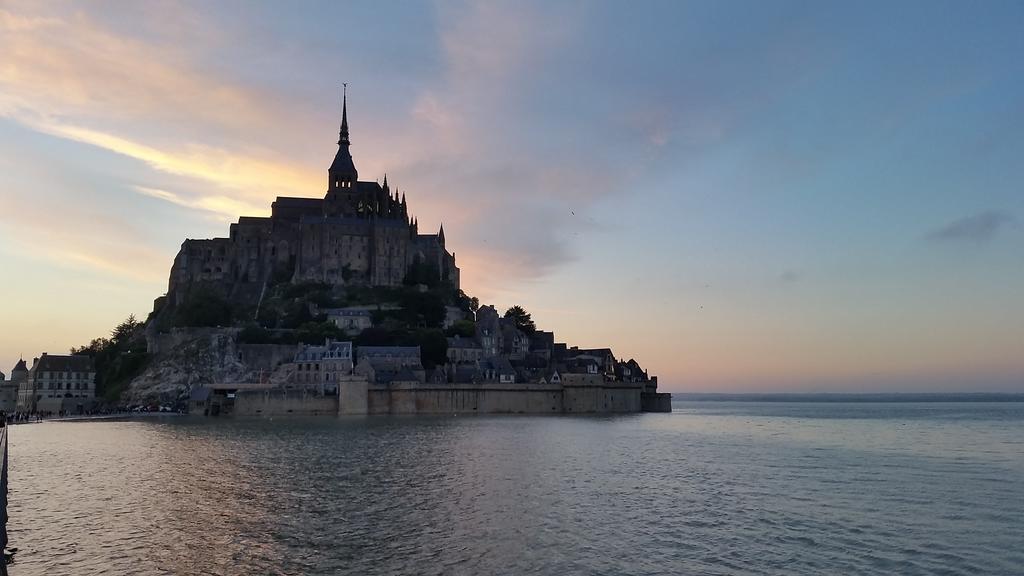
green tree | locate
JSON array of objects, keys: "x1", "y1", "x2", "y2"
[
  {"x1": 111, "y1": 314, "x2": 141, "y2": 345},
  {"x1": 71, "y1": 314, "x2": 151, "y2": 404},
  {"x1": 503, "y1": 305, "x2": 536, "y2": 334},
  {"x1": 445, "y1": 319, "x2": 476, "y2": 338}
]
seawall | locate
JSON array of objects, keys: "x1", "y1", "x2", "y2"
[
  {"x1": 359, "y1": 379, "x2": 648, "y2": 415},
  {"x1": 233, "y1": 389, "x2": 336, "y2": 416}
]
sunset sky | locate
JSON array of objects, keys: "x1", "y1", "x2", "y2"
[{"x1": 1, "y1": 1, "x2": 1022, "y2": 392}]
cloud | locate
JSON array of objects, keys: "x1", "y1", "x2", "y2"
[
  {"x1": 927, "y1": 210, "x2": 1016, "y2": 243},
  {"x1": 779, "y1": 270, "x2": 801, "y2": 283},
  {"x1": 133, "y1": 186, "x2": 265, "y2": 220},
  {"x1": 0, "y1": 190, "x2": 167, "y2": 283},
  {"x1": 0, "y1": 1, "x2": 643, "y2": 300},
  {"x1": 0, "y1": 5, "x2": 321, "y2": 205}
]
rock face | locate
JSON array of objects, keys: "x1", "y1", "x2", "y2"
[{"x1": 128, "y1": 329, "x2": 259, "y2": 403}]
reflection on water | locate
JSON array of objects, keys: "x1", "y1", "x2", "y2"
[{"x1": 8, "y1": 402, "x2": 1024, "y2": 575}]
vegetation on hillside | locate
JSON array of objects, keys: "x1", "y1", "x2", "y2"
[{"x1": 70, "y1": 314, "x2": 149, "y2": 403}]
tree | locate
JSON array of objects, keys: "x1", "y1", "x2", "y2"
[
  {"x1": 399, "y1": 329, "x2": 448, "y2": 369},
  {"x1": 111, "y1": 314, "x2": 141, "y2": 345},
  {"x1": 503, "y1": 305, "x2": 536, "y2": 334},
  {"x1": 70, "y1": 314, "x2": 151, "y2": 404},
  {"x1": 446, "y1": 319, "x2": 476, "y2": 338}
]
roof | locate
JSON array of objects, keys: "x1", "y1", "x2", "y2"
[
  {"x1": 571, "y1": 348, "x2": 614, "y2": 358},
  {"x1": 480, "y1": 356, "x2": 515, "y2": 375},
  {"x1": 32, "y1": 354, "x2": 94, "y2": 373},
  {"x1": 295, "y1": 340, "x2": 352, "y2": 362},
  {"x1": 190, "y1": 386, "x2": 212, "y2": 402},
  {"x1": 273, "y1": 197, "x2": 323, "y2": 208},
  {"x1": 447, "y1": 337, "x2": 481, "y2": 349},
  {"x1": 452, "y1": 366, "x2": 479, "y2": 384},
  {"x1": 357, "y1": 181, "x2": 383, "y2": 195},
  {"x1": 329, "y1": 145, "x2": 357, "y2": 174},
  {"x1": 357, "y1": 346, "x2": 421, "y2": 358},
  {"x1": 12, "y1": 359, "x2": 27, "y2": 372},
  {"x1": 236, "y1": 216, "x2": 272, "y2": 226},
  {"x1": 373, "y1": 368, "x2": 422, "y2": 385}
]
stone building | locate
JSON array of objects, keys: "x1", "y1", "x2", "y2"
[
  {"x1": 162, "y1": 90, "x2": 459, "y2": 311},
  {"x1": 17, "y1": 353, "x2": 96, "y2": 413},
  {"x1": 0, "y1": 361, "x2": 21, "y2": 412},
  {"x1": 324, "y1": 308, "x2": 374, "y2": 333},
  {"x1": 475, "y1": 305, "x2": 503, "y2": 356},
  {"x1": 446, "y1": 336, "x2": 484, "y2": 365},
  {"x1": 355, "y1": 346, "x2": 424, "y2": 384},
  {"x1": 292, "y1": 340, "x2": 353, "y2": 394},
  {"x1": 500, "y1": 323, "x2": 530, "y2": 361}
]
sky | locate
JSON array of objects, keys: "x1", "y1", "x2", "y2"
[{"x1": 1, "y1": 0, "x2": 1022, "y2": 392}]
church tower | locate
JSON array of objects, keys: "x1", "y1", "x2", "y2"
[{"x1": 325, "y1": 86, "x2": 359, "y2": 216}]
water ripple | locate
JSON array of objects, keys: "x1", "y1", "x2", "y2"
[{"x1": 6, "y1": 403, "x2": 1024, "y2": 575}]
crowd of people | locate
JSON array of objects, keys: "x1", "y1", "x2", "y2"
[{"x1": 0, "y1": 408, "x2": 143, "y2": 426}]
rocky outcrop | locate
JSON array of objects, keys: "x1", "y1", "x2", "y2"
[{"x1": 128, "y1": 328, "x2": 280, "y2": 403}]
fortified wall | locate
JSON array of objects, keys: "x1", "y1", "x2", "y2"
[{"x1": 349, "y1": 378, "x2": 650, "y2": 415}]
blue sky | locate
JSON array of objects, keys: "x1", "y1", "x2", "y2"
[{"x1": 1, "y1": 0, "x2": 1022, "y2": 391}]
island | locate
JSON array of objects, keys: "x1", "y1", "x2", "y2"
[{"x1": 22, "y1": 91, "x2": 671, "y2": 417}]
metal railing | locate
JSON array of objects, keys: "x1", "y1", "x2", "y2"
[{"x1": 1, "y1": 424, "x2": 8, "y2": 576}]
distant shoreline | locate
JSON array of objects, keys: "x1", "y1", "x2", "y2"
[{"x1": 672, "y1": 392, "x2": 1024, "y2": 403}]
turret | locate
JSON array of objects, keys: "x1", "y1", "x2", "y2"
[{"x1": 438, "y1": 223, "x2": 446, "y2": 247}]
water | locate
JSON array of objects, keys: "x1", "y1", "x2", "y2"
[{"x1": 7, "y1": 400, "x2": 1024, "y2": 575}]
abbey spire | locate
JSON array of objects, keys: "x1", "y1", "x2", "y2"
[
  {"x1": 339, "y1": 85, "x2": 350, "y2": 146},
  {"x1": 328, "y1": 84, "x2": 358, "y2": 194}
]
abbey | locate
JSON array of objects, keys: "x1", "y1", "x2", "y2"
[{"x1": 167, "y1": 92, "x2": 459, "y2": 304}]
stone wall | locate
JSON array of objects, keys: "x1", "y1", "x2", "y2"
[
  {"x1": 561, "y1": 374, "x2": 643, "y2": 413},
  {"x1": 206, "y1": 378, "x2": 664, "y2": 417},
  {"x1": 641, "y1": 392, "x2": 672, "y2": 412},
  {"x1": 338, "y1": 376, "x2": 368, "y2": 415},
  {"x1": 362, "y1": 381, "x2": 644, "y2": 415},
  {"x1": 233, "y1": 389, "x2": 336, "y2": 416}
]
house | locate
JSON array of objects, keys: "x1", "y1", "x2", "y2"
[
  {"x1": 616, "y1": 358, "x2": 648, "y2": 383},
  {"x1": 356, "y1": 346, "x2": 422, "y2": 371},
  {"x1": 566, "y1": 355, "x2": 602, "y2": 375},
  {"x1": 292, "y1": 340, "x2": 353, "y2": 394},
  {"x1": 427, "y1": 368, "x2": 448, "y2": 385},
  {"x1": 17, "y1": 353, "x2": 96, "y2": 413},
  {"x1": 500, "y1": 322, "x2": 530, "y2": 361},
  {"x1": 537, "y1": 370, "x2": 562, "y2": 385},
  {"x1": 479, "y1": 356, "x2": 516, "y2": 384},
  {"x1": 324, "y1": 308, "x2": 374, "y2": 333},
  {"x1": 567, "y1": 347, "x2": 617, "y2": 376},
  {"x1": 447, "y1": 336, "x2": 484, "y2": 365},
  {"x1": 475, "y1": 305, "x2": 503, "y2": 356},
  {"x1": 529, "y1": 330, "x2": 555, "y2": 361}
]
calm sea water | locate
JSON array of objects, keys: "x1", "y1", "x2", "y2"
[{"x1": 7, "y1": 400, "x2": 1024, "y2": 575}]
